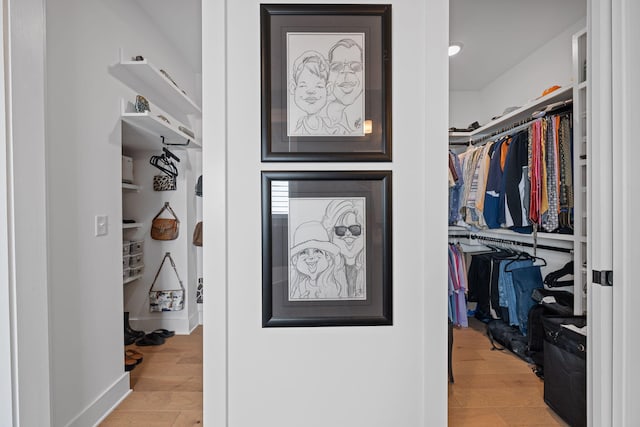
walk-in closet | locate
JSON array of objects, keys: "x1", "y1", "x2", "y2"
[
  {"x1": 113, "y1": 0, "x2": 204, "y2": 415},
  {"x1": 448, "y1": 1, "x2": 588, "y2": 425},
  {"x1": 45, "y1": 0, "x2": 204, "y2": 424}
]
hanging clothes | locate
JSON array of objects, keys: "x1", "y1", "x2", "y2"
[
  {"x1": 483, "y1": 138, "x2": 506, "y2": 229},
  {"x1": 501, "y1": 130, "x2": 530, "y2": 228},
  {"x1": 542, "y1": 116, "x2": 560, "y2": 232},
  {"x1": 557, "y1": 114, "x2": 574, "y2": 229},
  {"x1": 448, "y1": 151, "x2": 464, "y2": 225},
  {"x1": 448, "y1": 244, "x2": 469, "y2": 327},
  {"x1": 448, "y1": 110, "x2": 574, "y2": 234}
]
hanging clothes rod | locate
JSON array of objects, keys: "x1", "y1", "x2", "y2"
[
  {"x1": 448, "y1": 232, "x2": 573, "y2": 254},
  {"x1": 448, "y1": 120, "x2": 533, "y2": 147},
  {"x1": 470, "y1": 119, "x2": 538, "y2": 145}
]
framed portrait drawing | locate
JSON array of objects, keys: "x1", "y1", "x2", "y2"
[
  {"x1": 260, "y1": 4, "x2": 392, "y2": 162},
  {"x1": 262, "y1": 171, "x2": 392, "y2": 327}
]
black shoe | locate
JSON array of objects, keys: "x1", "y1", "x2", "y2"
[{"x1": 124, "y1": 312, "x2": 145, "y2": 339}]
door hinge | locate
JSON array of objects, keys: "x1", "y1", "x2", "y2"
[{"x1": 592, "y1": 270, "x2": 613, "y2": 286}]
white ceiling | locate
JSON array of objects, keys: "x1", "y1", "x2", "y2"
[
  {"x1": 135, "y1": 0, "x2": 202, "y2": 73},
  {"x1": 450, "y1": 0, "x2": 586, "y2": 91},
  {"x1": 134, "y1": 0, "x2": 586, "y2": 92}
]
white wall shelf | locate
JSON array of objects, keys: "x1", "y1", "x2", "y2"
[
  {"x1": 122, "y1": 183, "x2": 141, "y2": 191},
  {"x1": 448, "y1": 85, "x2": 573, "y2": 143},
  {"x1": 123, "y1": 274, "x2": 143, "y2": 285},
  {"x1": 121, "y1": 100, "x2": 202, "y2": 150},
  {"x1": 111, "y1": 50, "x2": 201, "y2": 116},
  {"x1": 123, "y1": 222, "x2": 144, "y2": 229}
]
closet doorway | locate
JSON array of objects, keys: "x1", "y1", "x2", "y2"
[
  {"x1": 448, "y1": 1, "x2": 588, "y2": 425},
  {"x1": 116, "y1": 0, "x2": 205, "y2": 422}
]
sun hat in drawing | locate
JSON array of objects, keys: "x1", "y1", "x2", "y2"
[{"x1": 290, "y1": 221, "x2": 340, "y2": 256}]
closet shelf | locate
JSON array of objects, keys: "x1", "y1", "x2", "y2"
[
  {"x1": 449, "y1": 226, "x2": 575, "y2": 247},
  {"x1": 111, "y1": 51, "x2": 201, "y2": 116},
  {"x1": 123, "y1": 274, "x2": 143, "y2": 285},
  {"x1": 123, "y1": 222, "x2": 144, "y2": 229},
  {"x1": 121, "y1": 100, "x2": 202, "y2": 150},
  {"x1": 122, "y1": 183, "x2": 141, "y2": 191},
  {"x1": 449, "y1": 85, "x2": 573, "y2": 143},
  {"x1": 578, "y1": 81, "x2": 588, "y2": 90}
]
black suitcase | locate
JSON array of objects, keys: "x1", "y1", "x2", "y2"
[
  {"x1": 486, "y1": 319, "x2": 533, "y2": 363},
  {"x1": 527, "y1": 290, "x2": 576, "y2": 374},
  {"x1": 542, "y1": 315, "x2": 587, "y2": 427}
]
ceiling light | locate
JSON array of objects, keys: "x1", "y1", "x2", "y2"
[{"x1": 448, "y1": 43, "x2": 463, "y2": 57}]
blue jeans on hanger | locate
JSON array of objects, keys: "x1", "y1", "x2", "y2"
[
  {"x1": 498, "y1": 259, "x2": 534, "y2": 328},
  {"x1": 511, "y1": 265, "x2": 543, "y2": 335}
]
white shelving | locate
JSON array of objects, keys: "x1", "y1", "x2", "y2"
[
  {"x1": 572, "y1": 27, "x2": 588, "y2": 315},
  {"x1": 111, "y1": 50, "x2": 201, "y2": 117},
  {"x1": 123, "y1": 222, "x2": 144, "y2": 229},
  {"x1": 448, "y1": 29, "x2": 589, "y2": 316},
  {"x1": 123, "y1": 274, "x2": 143, "y2": 285},
  {"x1": 116, "y1": 48, "x2": 202, "y2": 328},
  {"x1": 448, "y1": 83, "x2": 576, "y2": 250},
  {"x1": 121, "y1": 100, "x2": 202, "y2": 150},
  {"x1": 448, "y1": 85, "x2": 573, "y2": 143},
  {"x1": 122, "y1": 183, "x2": 141, "y2": 191}
]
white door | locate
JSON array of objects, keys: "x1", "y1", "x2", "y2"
[
  {"x1": 589, "y1": 0, "x2": 614, "y2": 425},
  {"x1": 611, "y1": 0, "x2": 640, "y2": 425},
  {"x1": 0, "y1": 1, "x2": 15, "y2": 424},
  {"x1": 587, "y1": 0, "x2": 640, "y2": 425}
]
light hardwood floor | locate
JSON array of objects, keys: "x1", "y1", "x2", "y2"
[
  {"x1": 101, "y1": 326, "x2": 203, "y2": 426},
  {"x1": 449, "y1": 318, "x2": 569, "y2": 426},
  {"x1": 102, "y1": 321, "x2": 568, "y2": 426}
]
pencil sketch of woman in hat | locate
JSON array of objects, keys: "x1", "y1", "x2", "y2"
[{"x1": 289, "y1": 221, "x2": 347, "y2": 300}]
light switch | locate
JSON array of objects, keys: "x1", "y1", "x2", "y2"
[{"x1": 95, "y1": 215, "x2": 108, "y2": 236}]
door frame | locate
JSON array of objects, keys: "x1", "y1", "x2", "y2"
[{"x1": 2, "y1": 0, "x2": 52, "y2": 425}]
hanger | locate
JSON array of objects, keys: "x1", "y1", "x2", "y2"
[
  {"x1": 149, "y1": 151, "x2": 179, "y2": 177},
  {"x1": 163, "y1": 147, "x2": 180, "y2": 163},
  {"x1": 503, "y1": 251, "x2": 547, "y2": 272},
  {"x1": 543, "y1": 261, "x2": 574, "y2": 288}
]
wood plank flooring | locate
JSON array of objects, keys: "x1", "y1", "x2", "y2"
[
  {"x1": 101, "y1": 326, "x2": 203, "y2": 426},
  {"x1": 449, "y1": 318, "x2": 569, "y2": 426},
  {"x1": 102, "y1": 321, "x2": 568, "y2": 426}
]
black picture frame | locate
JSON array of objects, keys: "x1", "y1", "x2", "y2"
[
  {"x1": 260, "y1": 4, "x2": 392, "y2": 162},
  {"x1": 262, "y1": 171, "x2": 392, "y2": 327}
]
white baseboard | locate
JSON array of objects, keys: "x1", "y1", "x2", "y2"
[
  {"x1": 189, "y1": 308, "x2": 199, "y2": 331},
  {"x1": 64, "y1": 372, "x2": 130, "y2": 427}
]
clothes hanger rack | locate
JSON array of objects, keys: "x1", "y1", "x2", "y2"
[
  {"x1": 469, "y1": 119, "x2": 536, "y2": 145},
  {"x1": 448, "y1": 231, "x2": 573, "y2": 254}
]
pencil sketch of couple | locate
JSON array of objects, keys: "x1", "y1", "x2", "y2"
[
  {"x1": 287, "y1": 33, "x2": 365, "y2": 137},
  {"x1": 289, "y1": 198, "x2": 366, "y2": 301}
]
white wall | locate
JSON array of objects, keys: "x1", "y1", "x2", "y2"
[
  {"x1": 203, "y1": 0, "x2": 449, "y2": 425},
  {"x1": 123, "y1": 149, "x2": 200, "y2": 334},
  {"x1": 449, "y1": 90, "x2": 482, "y2": 128},
  {"x1": 45, "y1": 0, "x2": 200, "y2": 425},
  {"x1": 479, "y1": 18, "x2": 586, "y2": 124},
  {"x1": 450, "y1": 18, "x2": 586, "y2": 126}
]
